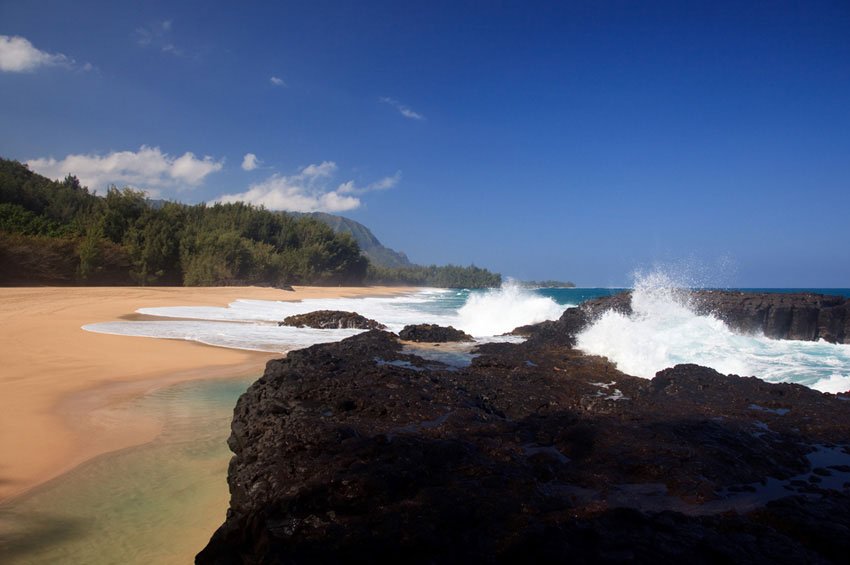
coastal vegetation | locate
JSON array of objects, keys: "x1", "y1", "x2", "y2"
[
  {"x1": 296, "y1": 211, "x2": 413, "y2": 269},
  {"x1": 518, "y1": 279, "x2": 576, "y2": 288},
  {"x1": 0, "y1": 158, "x2": 501, "y2": 288},
  {"x1": 297, "y1": 211, "x2": 501, "y2": 288},
  {"x1": 365, "y1": 263, "x2": 501, "y2": 288}
]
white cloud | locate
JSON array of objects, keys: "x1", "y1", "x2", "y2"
[
  {"x1": 170, "y1": 151, "x2": 222, "y2": 184},
  {"x1": 242, "y1": 153, "x2": 260, "y2": 171},
  {"x1": 379, "y1": 97, "x2": 425, "y2": 120},
  {"x1": 337, "y1": 171, "x2": 401, "y2": 195},
  {"x1": 270, "y1": 76, "x2": 286, "y2": 86},
  {"x1": 301, "y1": 161, "x2": 336, "y2": 179},
  {"x1": 216, "y1": 162, "x2": 397, "y2": 213},
  {"x1": 0, "y1": 35, "x2": 83, "y2": 72},
  {"x1": 26, "y1": 146, "x2": 224, "y2": 194}
]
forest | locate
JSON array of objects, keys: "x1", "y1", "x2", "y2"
[
  {"x1": 366, "y1": 264, "x2": 501, "y2": 288},
  {"x1": 0, "y1": 158, "x2": 500, "y2": 288}
]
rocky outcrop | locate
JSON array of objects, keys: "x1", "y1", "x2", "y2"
[
  {"x1": 691, "y1": 291, "x2": 849, "y2": 344},
  {"x1": 198, "y1": 328, "x2": 850, "y2": 563},
  {"x1": 398, "y1": 324, "x2": 474, "y2": 342},
  {"x1": 518, "y1": 290, "x2": 850, "y2": 345},
  {"x1": 511, "y1": 306, "x2": 591, "y2": 346},
  {"x1": 279, "y1": 310, "x2": 386, "y2": 330}
]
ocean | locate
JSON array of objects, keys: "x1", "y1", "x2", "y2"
[{"x1": 83, "y1": 276, "x2": 850, "y2": 393}]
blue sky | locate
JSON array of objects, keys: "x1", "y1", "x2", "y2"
[{"x1": 1, "y1": 1, "x2": 848, "y2": 287}]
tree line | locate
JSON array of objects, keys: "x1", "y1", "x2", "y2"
[
  {"x1": 0, "y1": 158, "x2": 501, "y2": 288},
  {"x1": 366, "y1": 264, "x2": 501, "y2": 288}
]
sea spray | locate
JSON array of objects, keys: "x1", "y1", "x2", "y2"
[
  {"x1": 576, "y1": 271, "x2": 850, "y2": 392},
  {"x1": 455, "y1": 280, "x2": 564, "y2": 336},
  {"x1": 82, "y1": 279, "x2": 849, "y2": 393}
]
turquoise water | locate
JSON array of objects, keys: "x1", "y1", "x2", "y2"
[
  {"x1": 536, "y1": 287, "x2": 850, "y2": 306},
  {"x1": 0, "y1": 377, "x2": 254, "y2": 564},
  {"x1": 412, "y1": 287, "x2": 850, "y2": 315}
]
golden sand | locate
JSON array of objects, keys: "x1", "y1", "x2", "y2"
[{"x1": 0, "y1": 285, "x2": 414, "y2": 502}]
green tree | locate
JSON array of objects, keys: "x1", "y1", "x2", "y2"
[{"x1": 77, "y1": 220, "x2": 104, "y2": 282}]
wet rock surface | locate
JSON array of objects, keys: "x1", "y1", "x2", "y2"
[
  {"x1": 198, "y1": 313, "x2": 850, "y2": 563},
  {"x1": 398, "y1": 323, "x2": 474, "y2": 342},
  {"x1": 279, "y1": 310, "x2": 386, "y2": 330}
]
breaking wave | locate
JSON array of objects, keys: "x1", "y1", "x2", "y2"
[
  {"x1": 576, "y1": 271, "x2": 850, "y2": 393},
  {"x1": 455, "y1": 280, "x2": 564, "y2": 336},
  {"x1": 83, "y1": 281, "x2": 565, "y2": 352}
]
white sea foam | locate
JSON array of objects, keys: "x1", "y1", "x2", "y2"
[
  {"x1": 810, "y1": 373, "x2": 850, "y2": 394},
  {"x1": 576, "y1": 271, "x2": 850, "y2": 392},
  {"x1": 82, "y1": 277, "x2": 850, "y2": 393},
  {"x1": 83, "y1": 320, "x2": 361, "y2": 353},
  {"x1": 83, "y1": 283, "x2": 565, "y2": 352},
  {"x1": 455, "y1": 280, "x2": 564, "y2": 336},
  {"x1": 136, "y1": 294, "x2": 446, "y2": 329}
]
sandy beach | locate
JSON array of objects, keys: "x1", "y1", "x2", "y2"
[{"x1": 0, "y1": 285, "x2": 414, "y2": 503}]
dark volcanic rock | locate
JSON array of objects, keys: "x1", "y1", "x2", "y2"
[
  {"x1": 523, "y1": 290, "x2": 850, "y2": 345},
  {"x1": 198, "y1": 329, "x2": 850, "y2": 563},
  {"x1": 398, "y1": 323, "x2": 473, "y2": 342},
  {"x1": 511, "y1": 306, "x2": 590, "y2": 346},
  {"x1": 691, "y1": 291, "x2": 849, "y2": 344},
  {"x1": 279, "y1": 310, "x2": 386, "y2": 330}
]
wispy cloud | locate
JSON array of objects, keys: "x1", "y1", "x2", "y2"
[
  {"x1": 241, "y1": 153, "x2": 260, "y2": 171},
  {"x1": 134, "y1": 20, "x2": 187, "y2": 58},
  {"x1": 0, "y1": 35, "x2": 90, "y2": 73},
  {"x1": 27, "y1": 146, "x2": 224, "y2": 196},
  {"x1": 270, "y1": 76, "x2": 286, "y2": 87},
  {"x1": 337, "y1": 171, "x2": 401, "y2": 195},
  {"x1": 379, "y1": 97, "x2": 425, "y2": 120},
  {"x1": 217, "y1": 162, "x2": 398, "y2": 213}
]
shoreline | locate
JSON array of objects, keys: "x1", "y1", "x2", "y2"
[{"x1": 0, "y1": 285, "x2": 417, "y2": 503}]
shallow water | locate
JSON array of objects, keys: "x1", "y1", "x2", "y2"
[{"x1": 0, "y1": 377, "x2": 254, "y2": 564}]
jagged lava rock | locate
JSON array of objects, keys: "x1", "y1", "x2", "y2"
[
  {"x1": 279, "y1": 310, "x2": 386, "y2": 330},
  {"x1": 398, "y1": 323, "x2": 473, "y2": 342},
  {"x1": 197, "y1": 328, "x2": 850, "y2": 563}
]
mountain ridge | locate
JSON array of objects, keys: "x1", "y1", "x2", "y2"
[{"x1": 289, "y1": 211, "x2": 412, "y2": 269}]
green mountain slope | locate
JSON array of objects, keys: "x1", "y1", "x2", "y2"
[
  {"x1": 295, "y1": 212, "x2": 412, "y2": 269},
  {"x1": 294, "y1": 212, "x2": 501, "y2": 288}
]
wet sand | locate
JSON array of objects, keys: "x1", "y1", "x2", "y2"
[
  {"x1": 0, "y1": 376, "x2": 257, "y2": 564},
  {"x1": 0, "y1": 285, "x2": 414, "y2": 503}
]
